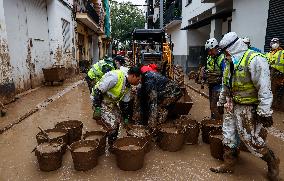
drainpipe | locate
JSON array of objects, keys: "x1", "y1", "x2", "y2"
[{"x1": 160, "y1": 0, "x2": 163, "y2": 29}]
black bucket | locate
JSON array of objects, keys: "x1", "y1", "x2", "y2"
[
  {"x1": 157, "y1": 123, "x2": 185, "y2": 152},
  {"x1": 175, "y1": 118, "x2": 200, "y2": 145},
  {"x1": 126, "y1": 124, "x2": 152, "y2": 153},
  {"x1": 83, "y1": 131, "x2": 107, "y2": 156},
  {"x1": 209, "y1": 130, "x2": 224, "y2": 160},
  {"x1": 113, "y1": 137, "x2": 146, "y2": 171},
  {"x1": 201, "y1": 119, "x2": 222, "y2": 144},
  {"x1": 35, "y1": 142, "x2": 64, "y2": 172},
  {"x1": 70, "y1": 140, "x2": 99, "y2": 171},
  {"x1": 55, "y1": 120, "x2": 83, "y2": 144}
]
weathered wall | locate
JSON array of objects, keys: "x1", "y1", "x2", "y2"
[
  {"x1": 3, "y1": 0, "x2": 50, "y2": 93},
  {"x1": 0, "y1": 0, "x2": 15, "y2": 104},
  {"x1": 232, "y1": 0, "x2": 269, "y2": 52},
  {"x1": 47, "y1": 0, "x2": 77, "y2": 71}
]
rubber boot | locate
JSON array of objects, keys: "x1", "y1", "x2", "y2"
[
  {"x1": 261, "y1": 149, "x2": 280, "y2": 181},
  {"x1": 210, "y1": 147, "x2": 238, "y2": 173}
]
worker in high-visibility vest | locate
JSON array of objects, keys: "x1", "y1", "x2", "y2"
[
  {"x1": 210, "y1": 32, "x2": 279, "y2": 181},
  {"x1": 266, "y1": 38, "x2": 284, "y2": 110},
  {"x1": 92, "y1": 67, "x2": 141, "y2": 147},
  {"x1": 85, "y1": 56, "x2": 114, "y2": 93},
  {"x1": 204, "y1": 38, "x2": 226, "y2": 120}
]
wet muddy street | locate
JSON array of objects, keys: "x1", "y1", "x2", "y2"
[{"x1": 0, "y1": 82, "x2": 284, "y2": 180}]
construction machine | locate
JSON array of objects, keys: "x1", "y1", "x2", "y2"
[{"x1": 131, "y1": 29, "x2": 174, "y2": 78}]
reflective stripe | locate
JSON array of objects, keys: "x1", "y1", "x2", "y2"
[
  {"x1": 104, "y1": 70, "x2": 129, "y2": 102},
  {"x1": 88, "y1": 60, "x2": 114, "y2": 80},
  {"x1": 232, "y1": 50, "x2": 260, "y2": 104},
  {"x1": 271, "y1": 50, "x2": 284, "y2": 73},
  {"x1": 207, "y1": 54, "x2": 224, "y2": 72}
]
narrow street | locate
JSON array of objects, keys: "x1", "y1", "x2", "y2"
[{"x1": 0, "y1": 80, "x2": 283, "y2": 180}]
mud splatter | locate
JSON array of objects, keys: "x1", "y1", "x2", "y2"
[{"x1": 0, "y1": 38, "x2": 12, "y2": 83}]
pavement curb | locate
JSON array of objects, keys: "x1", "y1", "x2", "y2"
[{"x1": 0, "y1": 80, "x2": 84, "y2": 134}]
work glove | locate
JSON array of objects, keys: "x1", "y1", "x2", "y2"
[
  {"x1": 93, "y1": 107, "x2": 101, "y2": 120},
  {"x1": 124, "y1": 118, "x2": 129, "y2": 125},
  {"x1": 255, "y1": 114, "x2": 273, "y2": 128},
  {"x1": 217, "y1": 105, "x2": 224, "y2": 115}
]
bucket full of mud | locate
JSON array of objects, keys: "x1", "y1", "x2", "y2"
[
  {"x1": 201, "y1": 119, "x2": 222, "y2": 144},
  {"x1": 83, "y1": 131, "x2": 107, "y2": 156},
  {"x1": 36, "y1": 127, "x2": 68, "y2": 143},
  {"x1": 209, "y1": 130, "x2": 224, "y2": 160},
  {"x1": 55, "y1": 120, "x2": 83, "y2": 144},
  {"x1": 126, "y1": 124, "x2": 152, "y2": 153},
  {"x1": 175, "y1": 118, "x2": 200, "y2": 145},
  {"x1": 113, "y1": 137, "x2": 146, "y2": 171},
  {"x1": 70, "y1": 140, "x2": 99, "y2": 171},
  {"x1": 35, "y1": 142, "x2": 64, "y2": 172},
  {"x1": 157, "y1": 123, "x2": 186, "y2": 152}
]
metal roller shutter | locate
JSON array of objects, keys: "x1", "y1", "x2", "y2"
[{"x1": 264, "y1": 0, "x2": 284, "y2": 52}]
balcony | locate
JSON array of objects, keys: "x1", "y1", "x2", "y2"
[
  {"x1": 163, "y1": 2, "x2": 182, "y2": 29},
  {"x1": 75, "y1": 0, "x2": 104, "y2": 34}
]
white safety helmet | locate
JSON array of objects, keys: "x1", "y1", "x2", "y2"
[
  {"x1": 242, "y1": 37, "x2": 250, "y2": 44},
  {"x1": 270, "y1": 38, "x2": 280, "y2": 49},
  {"x1": 205, "y1": 38, "x2": 218, "y2": 50},
  {"x1": 271, "y1": 38, "x2": 279, "y2": 43}
]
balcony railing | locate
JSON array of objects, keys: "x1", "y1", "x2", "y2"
[
  {"x1": 75, "y1": 0, "x2": 100, "y2": 26},
  {"x1": 163, "y1": 2, "x2": 182, "y2": 26}
]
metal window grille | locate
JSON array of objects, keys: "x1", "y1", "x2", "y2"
[{"x1": 61, "y1": 19, "x2": 71, "y2": 52}]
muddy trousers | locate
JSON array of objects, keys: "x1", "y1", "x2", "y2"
[
  {"x1": 209, "y1": 84, "x2": 222, "y2": 120},
  {"x1": 222, "y1": 104, "x2": 270, "y2": 157},
  {"x1": 272, "y1": 83, "x2": 284, "y2": 110},
  {"x1": 100, "y1": 100, "x2": 122, "y2": 146},
  {"x1": 85, "y1": 76, "x2": 94, "y2": 94},
  {"x1": 214, "y1": 105, "x2": 280, "y2": 179}
]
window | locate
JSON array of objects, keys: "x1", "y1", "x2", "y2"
[{"x1": 61, "y1": 19, "x2": 71, "y2": 53}]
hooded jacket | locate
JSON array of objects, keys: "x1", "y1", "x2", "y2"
[{"x1": 219, "y1": 33, "x2": 273, "y2": 117}]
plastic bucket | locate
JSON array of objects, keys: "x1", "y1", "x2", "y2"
[
  {"x1": 36, "y1": 128, "x2": 68, "y2": 152},
  {"x1": 126, "y1": 124, "x2": 152, "y2": 153},
  {"x1": 35, "y1": 142, "x2": 64, "y2": 171},
  {"x1": 201, "y1": 119, "x2": 222, "y2": 144},
  {"x1": 209, "y1": 130, "x2": 224, "y2": 160},
  {"x1": 113, "y1": 137, "x2": 146, "y2": 171},
  {"x1": 55, "y1": 120, "x2": 83, "y2": 144},
  {"x1": 83, "y1": 131, "x2": 107, "y2": 156},
  {"x1": 175, "y1": 118, "x2": 200, "y2": 145},
  {"x1": 157, "y1": 123, "x2": 185, "y2": 152},
  {"x1": 70, "y1": 140, "x2": 99, "y2": 171}
]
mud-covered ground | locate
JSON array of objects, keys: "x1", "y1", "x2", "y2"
[{"x1": 0, "y1": 82, "x2": 283, "y2": 181}]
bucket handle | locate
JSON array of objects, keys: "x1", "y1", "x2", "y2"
[
  {"x1": 31, "y1": 146, "x2": 37, "y2": 153},
  {"x1": 67, "y1": 145, "x2": 72, "y2": 151},
  {"x1": 141, "y1": 140, "x2": 149, "y2": 150},
  {"x1": 38, "y1": 126, "x2": 51, "y2": 142}
]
